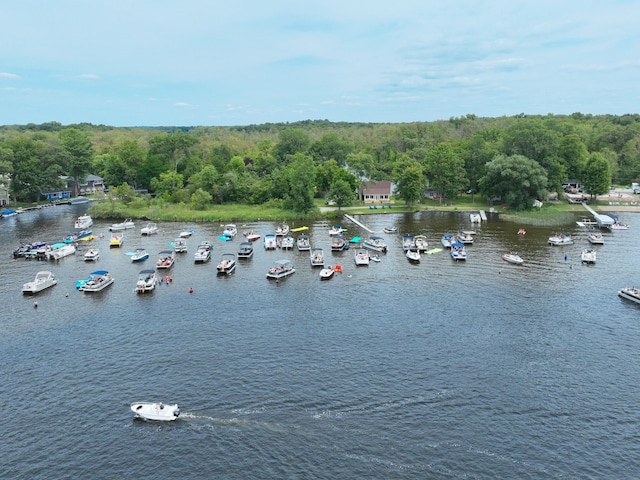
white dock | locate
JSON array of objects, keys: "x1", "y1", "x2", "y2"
[
  {"x1": 344, "y1": 214, "x2": 374, "y2": 234},
  {"x1": 479, "y1": 210, "x2": 487, "y2": 221},
  {"x1": 581, "y1": 202, "x2": 615, "y2": 228}
]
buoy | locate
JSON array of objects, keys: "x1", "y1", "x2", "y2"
[
  {"x1": 189, "y1": 287, "x2": 194, "y2": 294},
  {"x1": 65, "y1": 292, "x2": 69, "y2": 297},
  {"x1": 33, "y1": 301, "x2": 38, "y2": 308}
]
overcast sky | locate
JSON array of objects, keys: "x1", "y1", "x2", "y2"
[{"x1": 1, "y1": 1, "x2": 639, "y2": 127}]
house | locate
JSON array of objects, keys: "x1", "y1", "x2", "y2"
[
  {"x1": 60, "y1": 174, "x2": 105, "y2": 196},
  {"x1": 0, "y1": 186, "x2": 8, "y2": 206},
  {"x1": 359, "y1": 180, "x2": 392, "y2": 204}
]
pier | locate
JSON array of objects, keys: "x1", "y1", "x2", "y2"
[
  {"x1": 344, "y1": 214, "x2": 374, "y2": 234},
  {"x1": 581, "y1": 202, "x2": 615, "y2": 228}
]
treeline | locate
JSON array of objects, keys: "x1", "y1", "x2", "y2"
[{"x1": 1, "y1": 113, "x2": 640, "y2": 211}]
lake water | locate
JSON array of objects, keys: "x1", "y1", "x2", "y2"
[{"x1": 2, "y1": 205, "x2": 640, "y2": 479}]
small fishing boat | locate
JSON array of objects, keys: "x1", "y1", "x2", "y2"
[
  {"x1": 78, "y1": 270, "x2": 114, "y2": 292},
  {"x1": 581, "y1": 249, "x2": 597, "y2": 265},
  {"x1": 74, "y1": 214, "x2": 93, "y2": 231},
  {"x1": 22, "y1": 271, "x2": 57, "y2": 294},
  {"x1": 179, "y1": 229, "x2": 195, "y2": 238},
  {"x1": 140, "y1": 222, "x2": 158, "y2": 236},
  {"x1": 194, "y1": 242, "x2": 212, "y2": 263},
  {"x1": 370, "y1": 253, "x2": 381, "y2": 263},
  {"x1": 156, "y1": 250, "x2": 175, "y2": 269},
  {"x1": 296, "y1": 234, "x2": 310, "y2": 251},
  {"x1": 319, "y1": 266, "x2": 335, "y2": 280},
  {"x1": 450, "y1": 243, "x2": 467, "y2": 261},
  {"x1": 264, "y1": 233, "x2": 277, "y2": 250},
  {"x1": 130, "y1": 402, "x2": 180, "y2": 421},
  {"x1": 222, "y1": 224, "x2": 237, "y2": 238},
  {"x1": 216, "y1": 253, "x2": 237, "y2": 275},
  {"x1": 618, "y1": 287, "x2": 640, "y2": 305},
  {"x1": 275, "y1": 223, "x2": 290, "y2": 236},
  {"x1": 172, "y1": 238, "x2": 188, "y2": 253},
  {"x1": 310, "y1": 247, "x2": 325, "y2": 267},
  {"x1": 383, "y1": 226, "x2": 398, "y2": 234},
  {"x1": 237, "y1": 241, "x2": 254, "y2": 259}
]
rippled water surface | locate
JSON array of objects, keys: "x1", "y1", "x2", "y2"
[{"x1": 2, "y1": 205, "x2": 640, "y2": 479}]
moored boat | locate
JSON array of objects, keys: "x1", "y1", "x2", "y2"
[
  {"x1": 237, "y1": 241, "x2": 254, "y2": 259},
  {"x1": 135, "y1": 269, "x2": 157, "y2": 293},
  {"x1": 110, "y1": 233, "x2": 124, "y2": 248},
  {"x1": 45, "y1": 243, "x2": 76, "y2": 260},
  {"x1": 329, "y1": 224, "x2": 345, "y2": 236},
  {"x1": 587, "y1": 231, "x2": 605, "y2": 244},
  {"x1": 109, "y1": 218, "x2": 135, "y2": 231},
  {"x1": 84, "y1": 248, "x2": 100, "y2": 261},
  {"x1": 216, "y1": 253, "x2": 237, "y2": 275},
  {"x1": 402, "y1": 234, "x2": 415, "y2": 252},
  {"x1": 264, "y1": 233, "x2": 277, "y2": 250},
  {"x1": 319, "y1": 267, "x2": 335, "y2": 280},
  {"x1": 222, "y1": 224, "x2": 237, "y2": 238},
  {"x1": 243, "y1": 230, "x2": 261, "y2": 242},
  {"x1": 156, "y1": 250, "x2": 175, "y2": 269},
  {"x1": 140, "y1": 222, "x2": 158, "y2": 236},
  {"x1": 406, "y1": 247, "x2": 420, "y2": 263},
  {"x1": 74, "y1": 214, "x2": 93, "y2": 231},
  {"x1": 502, "y1": 252, "x2": 524, "y2": 265},
  {"x1": 22, "y1": 271, "x2": 57, "y2": 294},
  {"x1": 266, "y1": 259, "x2": 295, "y2": 279},
  {"x1": 275, "y1": 223, "x2": 290, "y2": 236},
  {"x1": 456, "y1": 230, "x2": 474, "y2": 244},
  {"x1": 618, "y1": 287, "x2": 640, "y2": 305},
  {"x1": 330, "y1": 235, "x2": 347, "y2": 251},
  {"x1": 611, "y1": 222, "x2": 629, "y2": 230},
  {"x1": 441, "y1": 233, "x2": 454, "y2": 249},
  {"x1": 130, "y1": 248, "x2": 149, "y2": 263},
  {"x1": 194, "y1": 241, "x2": 212, "y2": 263},
  {"x1": 296, "y1": 234, "x2": 310, "y2": 251},
  {"x1": 383, "y1": 226, "x2": 398, "y2": 234},
  {"x1": 180, "y1": 229, "x2": 195, "y2": 238},
  {"x1": 280, "y1": 235, "x2": 294, "y2": 249},
  {"x1": 172, "y1": 238, "x2": 188, "y2": 253},
  {"x1": 548, "y1": 232, "x2": 574, "y2": 246},
  {"x1": 310, "y1": 247, "x2": 325, "y2": 267},
  {"x1": 363, "y1": 235, "x2": 388, "y2": 253},
  {"x1": 354, "y1": 247, "x2": 370, "y2": 266},
  {"x1": 414, "y1": 235, "x2": 429, "y2": 252},
  {"x1": 130, "y1": 402, "x2": 180, "y2": 421},
  {"x1": 469, "y1": 213, "x2": 481, "y2": 223},
  {"x1": 581, "y1": 249, "x2": 597, "y2": 265},
  {"x1": 450, "y1": 242, "x2": 467, "y2": 261},
  {"x1": 78, "y1": 270, "x2": 114, "y2": 292}
]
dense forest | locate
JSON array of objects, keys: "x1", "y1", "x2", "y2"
[{"x1": 1, "y1": 113, "x2": 639, "y2": 212}]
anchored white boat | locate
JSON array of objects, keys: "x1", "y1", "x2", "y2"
[
  {"x1": 310, "y1": 247, "x2": 325, "y2": 267},
  {"x1": 45, "y1": 243, "x2": 76, "y2": 260},
  {"x1": 406, "y1": 247, "x2": 421, "y2": 263},
  {"x1": 237, "y1": 242, "x2": 254, "y2": 259},
  {"x1": 74, "y1": 214, "x2": 93, "y2": 231},
  {"x1": 618, "y1": 287, "x2": 640, "y2": 305},
  {"x1": 130, "y1": 248, "x2": 149, "y2": 263},
  {"x1": 266, "y1": 259, "x2": 295, "y2": 279},
  {"x1": 581, "y1": 249, "x2": 597, "y2": 264},
  {"x1": 109, "y1": 218, "x2": 135, "y2": 231},
  {"x1": 328, "y1": 224, "x2": 345, "y2": 236},
  {"x1": 587, "y1": 231, "x2": 605, "y2": 245},
  {"x1": 222, "y1": 224, "x2": 237, "y2": 238},
  {"x1": 296, "y1": 234, "x2": 310, "y2": 251},
  {"x1": 135, "y1": 269, "x2": 157, "y2": 293},
  {"x1": 441, "y1": 233, "x2": 454, "y2": 249},
  {"x1": 502, "y1": 252, "x2": 524, "y2": 265},
  {"x1": 548, "y1": 232, "x2": 574, "y2": 246},
  {"x1": 363, "y1": 235, "x2": 388, "y2": 253},
  {"x1": 216, "y1": 253, "x2": 237, "y2": 275},
  {"x1": 264, "y1": 233, "x2": 277, "y2": 250},
  {"x1": 84, "y1": 248, "x2": 100, "y2": 261},
  {"x1": 354, "y1": 247, "x2": 370, "y2": 266},
  {"x1": 22, "y1": 271, "x2": 57, "y2": 294},
  {"x1": 130, "y1": 402, "x2": 180, "y2": 421},
  {"x1": 110, "y1": 233, "x2": 124, "y2": 248},
  {"x1": 456, "y1": 231, "x2": 474, "y2": 244},
  {"x1": 275, "y1": 223, "x2": 290, "y2": 236},
  {"x1": 450, "y1": 243, "x2": 467, "y2": 261},
  {"x1": 173, "y1": 238, "x2": 188, "y2": 253},
  {"x1": 280, "y1": 235, "x2": 294, "y2": 249},
  {"x1": 156, "y1": 250, "x2": 175, "y2": 269},
  {"x1": 78, "y1": 270, "x2": 114, "y2": 292},
  {"x1": 194, "y1": 241, "x2": 212, "y2": 263},
  {"x1": 469, "y1": 213, "x2": 481, "y2": 223},
  {"x1": 414, "y1": 235, "x2": 429, "y2": 252},
  {"x1": 140, "y1": 222, "x2": 158, "y2": 236}
]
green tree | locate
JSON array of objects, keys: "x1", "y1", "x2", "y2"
[
  {"x1": 283, "y1": 153, "x2": 316, "y2": 213},
  {"x1": 273, "y1": 129, "x2": 311, "y2": 162},
  {"x1": 148, "y1": 131, "x2": 197, "y2": 172},
  {"x1": 558, "y1": 134, "x2": 588, "y2": 181},
  {"x1": 150, "y1": 171, "x2": 184, "y2": 200},
  {"x1": 59, "y1": 128, "x2": 94, "y2": 195},
  {"x1": 582, "y1": 152, "x2": 611, "y2": 197},
  {"x1": 327, "y1": 178, "x2": 354, "y2": 210},
  {"x1": 479, "y1": 154, "x2": 548, "y2": 210},
  {"x1": 190, "y1": 188, "x2": 212, "y2": 210},
  {"x1": 309, "y1": 133, "x2": 353, "y2": 166},
  {"x1": 392, "y1": 154, "x2": 425, "y2": 207},
  {"x1": 422, "y1": 143, "x2": 468, "y2": 202}
]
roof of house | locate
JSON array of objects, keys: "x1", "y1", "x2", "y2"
[{"x1": 359, "y1": 180, "x2": 392, "y2": 194}]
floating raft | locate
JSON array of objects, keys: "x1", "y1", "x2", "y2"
[
  {"x1": 426, "y1": 248, "x2": 443, "y2": 254},
  {"x1": 291, "y1": 226, "x2": 308, "y2": 232}
]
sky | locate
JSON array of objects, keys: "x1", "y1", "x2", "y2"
[{"x1": 1, "y1": 0, "x2": 639, "y2": 127}]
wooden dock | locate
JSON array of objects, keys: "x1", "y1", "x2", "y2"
[{"x1": 344, "y1": 214, "x2": 374, "y2": 234}]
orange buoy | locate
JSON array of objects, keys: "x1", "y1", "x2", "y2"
[
  {"x1": 189, "y1": 287, "x2": 194, "y2": 294},
  {"x1": 333, "y1": 265, "x2": 343, "y2": 273}
]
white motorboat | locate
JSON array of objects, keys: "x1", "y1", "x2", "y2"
[
  {"x1": 222, "y1": 224, "x2": 237, "y2": 238},
  {"x1": 110, "y1": 233, "x2": 124, "y2": 248},
  {"x1": 470, "y1": 213, "x2": 481, "y2": 223},
  {"x1": 108, "y1": 218, "x2": 135, "y2": 231},
  {"x1": 130, "y1": 248, "x2": 149, "y2": 263},
  {"x1": 328, "y1": 224, "x2": 345, "y2": 236},
  {"x1": 194, "y1": 241, "x2": 212, "y2": 263},
  {"x1": 22, "y1": 271, "x2": 57, "y2": 294},
  {"x1": 84, "y1": 248, "x2": 100, "y2": 261},
  {"x1": 370, "y1": 253, "x2": 381, "y2": 263},
  {"x1": 78, "y1": 270, "x2": 114, "y2": 292},
  {"x1": 243, "y1": 230, "x2": 261, "y2": 242},
  {"x1": 135, "y1": 269, "x2": 157, "y2": 293},
  {"x1": 331, "y1": 235, "x2": 347, "y2": 251},
  {"x1": 402, "y1": 234, "x2": 415, "y2": 252},
  {"x1": 173, "y1": 238, "x2": 188, "y2": 253},
  {"x1": 587, "y1": 231, "x2": 605, "y2": 244},
  {"x1": 275, "y1": 223, "x2": 290, "y2": 236},
  {"x1": 618, "y1": 287, "x2": 640, "y2": 305},
  {"x1": 179, "y1": 229, "x2": 195, "y2": 238},
  {"x1": 450, "y1": 242, "x2": 467, "y2": 261},
  {"x1": 264, "y1": 233, "x2": 277, "y2": 250},
  {"x1": 216, "y1": 253, "x2": 237, "y2": 275},
  {"x1": 363, "y1": 235, "x2": 388, "y2": 253},
  {"x1": 45, "y1": 243, "x2": 76, "y2": 260},
  {"x1": 548, "y1": 232, "x2": 574, "y2": 246},
  {"x1": 310, "y1": 247, "x2": 325, "y2": 267},
  {"x1": 441, "y1": 233, "x2": 454, "y2": 249},
  {"x1": 456, "y1": 231, "x2": 474, "y2": 244},
  {"x1": 319, "y1": 266, "x2": 335, "y2": 280},
  {"x1": 354, "y1": 247, "x2": 370, "y2": 266},
  {"x1": 141, "y1": 222, "x2": 158, "y2": 236},
  {"x1": 414, "y1": 235, "x2": 429, "y2": 252},
  {"x1": 266, "y1": 259, "x2": 295, "y2": 279},
  {"x1": 280, "y1": 235, "x2": 294, "y2": 249},
  {"x1": 237, "y1": 242, "x2": 254, "y2": 259},
  {"x1": 611, "y1": 222, "x2": 629, "y2": 230},
  {"x1": 296, "y1": 234, "x2": 310, "y2": 251},
  {"x1": 383, "y1": 226, "x2": 398, "y2": 234},
  {"x1": 130, "y1": 402, "x2": 180, "y2": 421},
  {"x1": 581, "y1": 249, "x2": 597, "y2": 264},
  {"x1": 406, "y1": 247, "x2": 420, "y2": 263},
  {"x1": 74, "y1": 214, "x2": 93, "y2": 231},
  {"x1": 502, "y1": 252, "x2": 524, "y2": 265}
]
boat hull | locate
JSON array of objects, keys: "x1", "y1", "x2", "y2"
[{"x1": 130, "y1": 402, "x2": 180, "y2": 421}]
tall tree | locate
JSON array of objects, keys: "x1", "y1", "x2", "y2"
[
  {"x1": 59, "y1": 128, "x2": 94, "y2": 195},
  {"x1": 479, "y1": 154, "x2": 548, "y2": 210},
  {"x1": 273, "y1": 129, "x2": 311, "y2": 162},
  {"x1": 309, "y1": 132, "x2": 353, "y2": 166},
  {"x1": 582, "y1": 152, "x2": 611, "y2": 197},
  {"x1": 558, "y1": 134, "x2": 588, "y2": 181},
  {"x1": 422, "y1": 143, "x2": 468, "y2": 201},
  {"x1": 283, "y1": 153, "x2": 316, "y2": 213},
  {"x1": 392, "y1": 153, "x2": 425, "y2": 207}
]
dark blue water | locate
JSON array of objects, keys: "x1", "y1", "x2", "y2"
[{"x1": 2, "y1": 205, "x2": 640, "y2": 479}]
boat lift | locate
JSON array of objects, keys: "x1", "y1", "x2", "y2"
[{"x1": 581, "y1": 202, "x2": 615, "y2": 229}]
